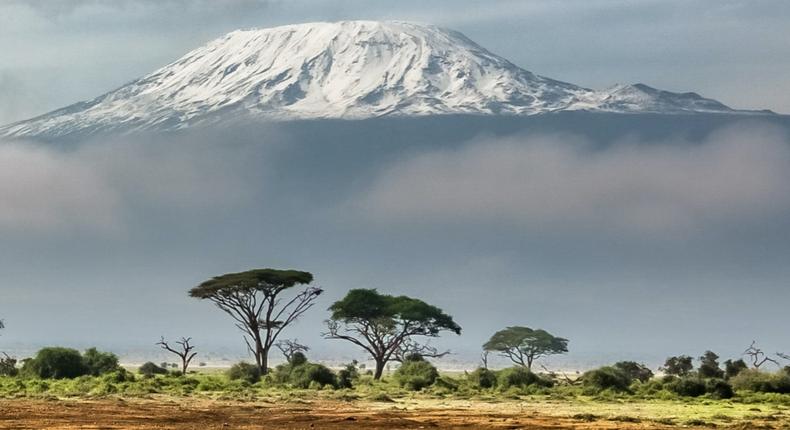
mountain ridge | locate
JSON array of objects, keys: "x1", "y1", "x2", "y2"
[{"x1": 0, "y1": 20, "x2": 773, "y2": 139}]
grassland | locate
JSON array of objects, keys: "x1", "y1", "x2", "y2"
[{"x1": 1, "y1": 372, "x2": 790, "y2": 429}]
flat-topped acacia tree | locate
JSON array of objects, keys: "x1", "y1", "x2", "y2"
[
  {"x1": 483, "y1": 326, "x2": 568, "y2": 370},
  {"x1": 324, "y1": 288, "x2": 461, "y2": 379},
  {"x1": 189, "y1": 269, "x2": 321, "y2": 374}
]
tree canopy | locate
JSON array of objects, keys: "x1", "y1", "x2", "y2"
[
  {"x1": 483, "y1": 326, "x2": 568, "y2": 369},
  {"x1": 189, "y1": 269, "x2": 314, "y2": 299},
  {"x1": 189, "y1": 268, "x2": 321, "y2": 373},
  {"x1": 325, "y1": 288, "x2": 461, "y2": 379}
]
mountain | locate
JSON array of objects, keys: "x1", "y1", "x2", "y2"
[{"x1": 0, "y1": 21, "x2": 772, "y2": 139}]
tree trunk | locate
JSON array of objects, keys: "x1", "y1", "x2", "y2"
[
  {"x1": 374, "y1": 359, "x2": 386, "y2": 380},
  {"x1": 255, "y1": 334, "x2": 269, "y2": 375},
  {"x1": 260, "y1": 346, "x2": 270, "y2": 375}
]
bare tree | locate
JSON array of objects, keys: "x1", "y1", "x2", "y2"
[
  {"x1": 481, "y1": 350, "x2": 490, "y2": 369},
  {"x1": 157, "y1": 337, "x2": 198, "y2": 374},
  {"x1": 274, "y1": 339, "x2": 309, "y2": 362},
  {"x1": 744, "y1": 341, "x2": 780, "y2": 369}
]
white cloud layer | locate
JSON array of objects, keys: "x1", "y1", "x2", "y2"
[
  {"x1": 0, "y1": 138, "x2": 257, "y2": 234},
  {"x1": 359, "y1": 125, "x2": 790, "y2": 236}
]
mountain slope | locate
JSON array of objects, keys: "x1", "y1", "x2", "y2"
[{"x1": 0, "y1": 21, "x2": 771, "y2": 139}]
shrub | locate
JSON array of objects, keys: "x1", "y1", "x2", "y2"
[
  {"x1": 613, "y1": 361, "x2": 654, "y2": 383},
  {"x1": 698, "y1": 351, "x2": 724, "y2": 379},
  {"x1": 661, "y1": 355, "x2": 694, "y2": 377},
  {"x1": 227, "y1": 362, "x2": 261, "y2": 384},
  {"x1": 23, "y1": 347, "x2": 88, "y2": 379},
  {"x1": 139, "y1": 361, "x2": 169, "y2": 377},
  {"x1": 668, "y1": 377, "x2": 707, "y2": 397},
  {"x1": 469, "y1": 367, "x2": 497, "y2": 389},
  {"x1": 394, "y1": 359, "x2": 439, "y2": 391},
  {"x1": 724, "y1": 359, "x2": 748, "y2": 379},
  {"x1": 102, "y1": 368, "x2": 134, "y2": 383},
  {"x1": 82, "y1": 348, "x2": 120, "y2": 376},
  {"x1": 289, "y1": 352, "x2": 308, "y2": 366},
  {"x1": 0, "y1": 353, "x2": 18, "y2": 377},
  {"x1": 730, "y1": 369, "x2": 790, "y2": 394},
  {"x1": 289, "y1": 363, "x2": 337, "y2": 389},
  {"x1": 337, "y1": 362, "x2": 359, "y2": 389},
  {"x1": 705, "y1": 378, "x2": 734, "y2": 399},
  {"x1": 582, "y1": 366, "x2": 631, "y2": 392},
  {"x1": 497, "y1": 367, "x2": 553, "y2": 389}
]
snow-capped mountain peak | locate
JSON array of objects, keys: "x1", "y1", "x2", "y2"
[{"x1": 0, "y1": 21, "x2": 770, "y2": 139}]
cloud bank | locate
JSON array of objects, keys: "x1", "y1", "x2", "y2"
[
  {"x1": 0, "y1": 137, "x2": 263, "y2": 234},
  {"x1": 359, "y1": 125, "x2": 790, "y2": 236}
]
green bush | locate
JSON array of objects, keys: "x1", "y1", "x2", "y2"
[
  {"x1": 139, "y1": 361, "x2": 169, "y2": 377},
  {"x1": 82, "y1": 348, "x2": 120, "y2": 376},
  {"x1": 394, "y1": 359, "x2": 439, "y2": 391},
  {"x1": 730, "y1": 369, "x2": 790, "y2": 394},
  {"x1": 724, "y1": 359, "x2": 748, "y2": 379},
  {"x1": 497, "y1": 367, "x2": 553, "y2": 389},
  {"x1": 705, "y1": 378, "x2": 734, "y2": 399},
  {"x1": 0, "y1": 354, "x2": 18, "y2": 377},
  {"x1": 337, "y1": 362, "x2": 359, "y2": 389},
  {"x1": 227, "y1": 362, "x2": 261, "y2": 384},
  {"x1": 661, "y1": 355, "x2": 694, "y2": 377},
  {"x1": 468, "y1": 367, "x2": 497, "y2": 389},
  {"x1": 289, "y1": 363, "x2": 337, "y2": 389},
  {"x1": 102, "y1": 368, "x2": 134, "y2": 383},
  {"x1": 289, "y1": 352, "x2": 308, "y2": 366},
  {"x1": 613, "y1": 361, "x2": 653, "y2": 383},
  {"x1": 668, "y1": 377, "x2": 707, "y2": 397},
  {"x1": 582, "y1": 366, "x2": 631, "y2": 392},
  {"x1": 23, "y1": 347, "x2": 88, "y2": 379}
]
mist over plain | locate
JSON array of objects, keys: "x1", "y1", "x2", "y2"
[{"x1": 1, "y1": 114, "x2": 789, "y2": 367}]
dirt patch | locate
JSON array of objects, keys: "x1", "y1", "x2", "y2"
[{"x1": 0, "y1": 398, "x2": 689, "y2": 429}]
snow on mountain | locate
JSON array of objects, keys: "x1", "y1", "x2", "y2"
[{"x1": 0, "y1": 21, "x2": 770, "y2": 139}]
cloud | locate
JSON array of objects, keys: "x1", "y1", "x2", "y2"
[
  {"x1": 0, "y1": 137, "x2": 262, "y2": 234},
  {"x1": 0, "y1": 143, "x2": 120, "y2": 233},
  {"x1": 358, "y1": 124, "x2": 790, "y2": 237}
]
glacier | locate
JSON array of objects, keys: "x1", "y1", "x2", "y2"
[{"x1": 0, "y1": 21, "x2": 772, "y2": 139}]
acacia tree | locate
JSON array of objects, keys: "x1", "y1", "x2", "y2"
[
  {"x1": 483, "y1": 326, "x2": 568, "y2": 370},
  {"x1": 157, "y1": 337, "x2": 197, "y2": 375},
  {"x1": 189, "y1": 269, "x2": 321, "y2": 374},
  {"x1": 324, "y1": 289, "x2": 461, "y2": 380}
]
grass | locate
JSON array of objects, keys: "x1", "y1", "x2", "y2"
[{"x1": 1, "y1": 371, "x2": 790, "y2": 427}]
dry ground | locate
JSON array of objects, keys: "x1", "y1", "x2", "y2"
[{"x1": 2, "y1": 396, "x2": 782, "y2": 430}]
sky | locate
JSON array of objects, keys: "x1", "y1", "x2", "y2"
[{"x1": 1, "y1": 0, "x2": 790, "y2": 369}]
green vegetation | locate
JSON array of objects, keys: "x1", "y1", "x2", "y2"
[
  {"x1": 394, "y1": 355, "x2": 438, "y2": 390},
  {"x1": 1, "y1": 267, "x2": 789, "y2": 430},
  {"x1": 138, "y1": 362, "x2": 168, "y2": 377},
  {"x1": 661, "y1": 355, "x2": 694, "y2": 376},
  {"x1": 226, "y1": 362, "x2": 261, "y2": 384},
  {"x1": 189, "y1": 268, "x2": 321, "y2": 374},
  {"x1": 483, "y1": 326, "x2": 568, "y2": 370},
  {"x1": 20, "y1": 347, "x2": 120, "y2": 379},
  {"x1": 324, "y1": 288, "x2": 461, "y2": 379},
  {"x1": 582, "y1": 366, "x2": 632, "y2": 393}
]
